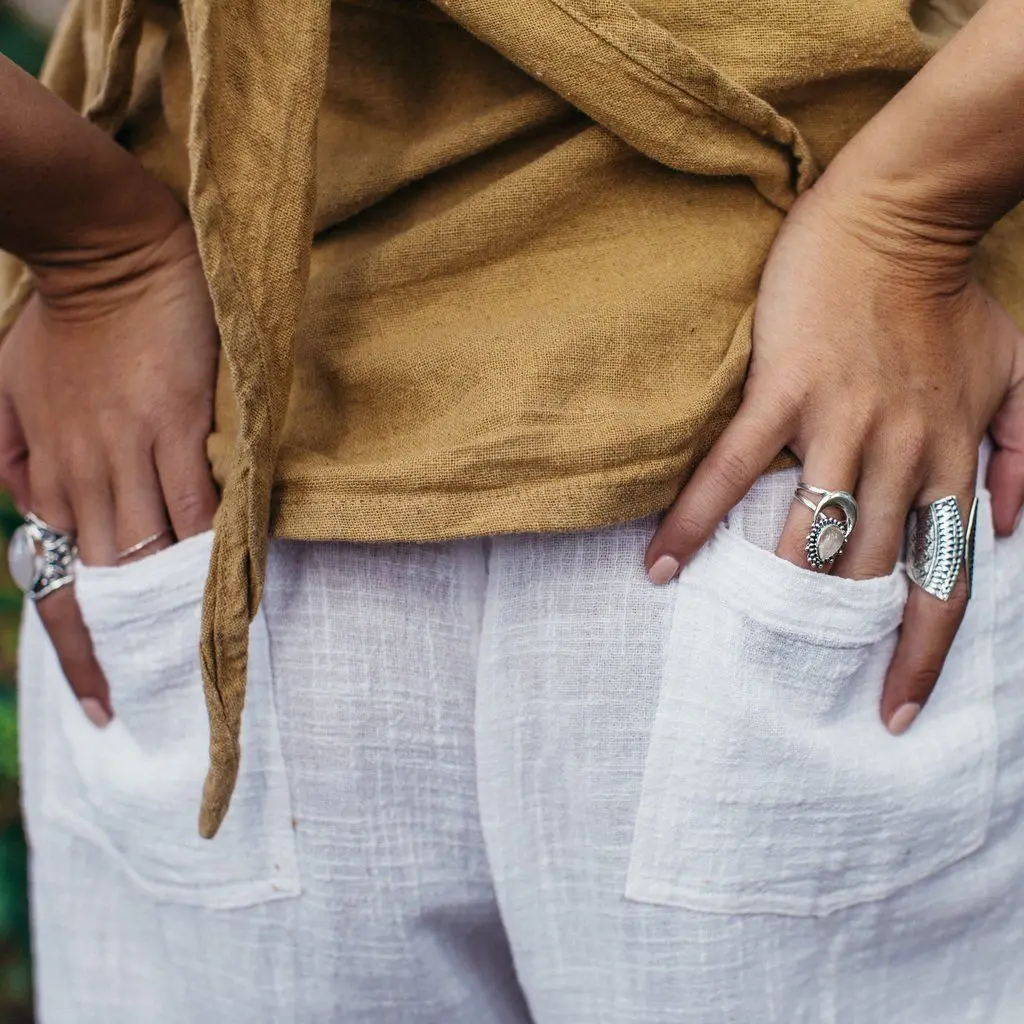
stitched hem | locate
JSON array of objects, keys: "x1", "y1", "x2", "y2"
[{"x1": 268, "y1": 449, "x2": 798, "y2": 544}]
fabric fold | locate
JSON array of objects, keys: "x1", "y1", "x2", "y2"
[
  {"x1": 178, "y1": 0, "x2": 332, "y2": 838},
  {"x1": 433, "y1": 0, "x2": 820, "y2": 209},
  {"x1": 85, "y1": 0, "x2": 143, "y2": 132}
]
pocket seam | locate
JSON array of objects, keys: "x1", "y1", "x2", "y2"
[
  {"x1": 684, "y1": 524, "x2": 907, "y2": 648},
  {"x1": 39, "y1": 800, "x2": 301, "y2": 910},
  {"x1": 625, "y1": 829, "x2": 989, "y2": 918}
]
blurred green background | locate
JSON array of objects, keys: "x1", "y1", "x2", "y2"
[
  {"x1": 0, "y1": 8, "x2": 49, "y2": 1022},
  {"x1": 1, "y1": 3, "x2": 46, "y2": 77}
]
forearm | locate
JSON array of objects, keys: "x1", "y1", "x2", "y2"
[
  {"x1": 820, "y1": 0, "x2": 1024, "y2": 246},
  {"x1": 0, "y1": 55, "x2": 182, "y2": 294}
]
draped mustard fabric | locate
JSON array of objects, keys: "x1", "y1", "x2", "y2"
[{"x1": 2, "y1": 0, "x2": 1022, "y2": 838}]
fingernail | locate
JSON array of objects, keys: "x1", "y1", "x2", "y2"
[
  {"x1": 648, "y1": 554, "x2": 680, "y2": 585},
  {"x1": 888, "y1": 702, "x2": 921, "y2": 737},
  {"x1": 80, "y1": 698, "x2": 111, "y2": 729}
]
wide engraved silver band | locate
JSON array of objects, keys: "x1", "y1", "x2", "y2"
[{"x1": 905, "y1": 495, "x2": 979, "y2": 602}]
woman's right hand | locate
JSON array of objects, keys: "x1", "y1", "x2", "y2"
[{"x1": 0, "y1": 215, "x2": 220, "y2": 725}]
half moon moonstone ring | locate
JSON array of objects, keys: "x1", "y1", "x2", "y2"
[
  {"x1": 793, "y1": 483, "x2": 860, "y2": 570},
  {"x1": 7, "y1": 512, "x2": 78, "y2": 602}
]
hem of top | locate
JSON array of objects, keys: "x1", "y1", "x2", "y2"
[{"x1": 268, "y1": 452, "x2": 798, "y2": 543}]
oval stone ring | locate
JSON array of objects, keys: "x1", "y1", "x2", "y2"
[
  {"x1": 793, "y1": 483, "x2": 859, "y2": 570},
  {"x1": 7, "y1": 512, "x2": 78, "y2": 602}
]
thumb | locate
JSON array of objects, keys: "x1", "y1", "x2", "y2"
[{"x1": 987, "y1": 330, "x2": 1024, "y2": 537}]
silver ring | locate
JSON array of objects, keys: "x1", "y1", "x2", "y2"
[
  {"x1": 7, "y1": 512, "x2": 77, "y2": 602},
  {"x1": 117, "y1": 527, "x2": 172, "y2": 562},
  {"x1": 794, "y1": 482, "x2": 859, "y2": 569},
  {"x1": 906, "y1": 495, "x2": 979, "y2": 602}
]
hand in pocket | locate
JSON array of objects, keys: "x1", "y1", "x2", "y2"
[{"x1": 0, "y1": 218, "x2": 219, "y2": 722}]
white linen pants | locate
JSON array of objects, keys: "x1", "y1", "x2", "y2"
[{"x1": 18, "y1": 459, "x2": 1024, "y2": 1023}]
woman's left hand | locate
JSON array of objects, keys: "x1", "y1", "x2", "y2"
[{"x1": 644, "y1": 181, "x2": 1024, "y2": 734}]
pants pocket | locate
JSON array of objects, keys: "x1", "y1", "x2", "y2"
[
  {"x1": 625, "y1": 496, "x2": 997, "y2": 917},
  {"x1": 23, "y1": 531, "x2": 300, "y2": 909}
]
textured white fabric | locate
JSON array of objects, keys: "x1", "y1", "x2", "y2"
[
  {"x1": 49, "y1": 531, "x2": 299, "y2": 906},
  {"x1": 626, "y1": 499, "x2": 994, "y2": 916},
  {"x1": 18, "y1": 452, "x2": 1024, "y2": 1023}
]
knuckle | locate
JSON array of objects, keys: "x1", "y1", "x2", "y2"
[
  {"x1": 169, "y1": 485, "x2": 212, "y2": 529},
  {"x1": 711, "y1": 445, "x2": 756, "y2": 495},
  {"x1": 772, "y1": 363, "x2": 814, "y2": 402},
  {"x1": 29, "y1": 472, "x2": 65, "y2": 515},
  {"x1": 144, "y1": 394, "x2": 177, "y2": 430},
  {"x1": 895, "y1": 415, "x2": 931, "y2": 467},
  {"x1": 154, "y1": 406, "x2": 211, "y2": 454},
  {"x1": 96, "y1": 408, "x2": 147, "y2": 450},
  {"x1": 768, "y1": 379, "x2": 808, "y2": 426},
  {"x1": 842, "y1": 398, "x2": 878, "y2": 442},
  {"x1": 904, "y1": 663, "x2": 942, "y2": 700},
  {"x1": 62, "y1": 433, "x2": 104, "y2": 478},
  {"x1": 153, "y1": 387, "x2": 207, "y2": 426},
  {"x1": 663, "y1": 509, "x2": 708, "y2": 550},
  {"x1": 63, "y1": 451, "x2": 106, "y2": 494}
]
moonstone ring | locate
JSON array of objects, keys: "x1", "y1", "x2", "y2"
[
  {"x1": 793, "y1": 483, "x2": 859, "y2": 570},
  {"x1": 7, "y1": 512, "x2": 77, "y2": 602}
]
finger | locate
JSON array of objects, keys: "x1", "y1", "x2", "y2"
[
  {"x1": 0, "y1": 394, "x2": 30, "y2": 511},
  {"x1": 882, "y1": 578, "x2": 967, "y2": 735},
  {"x1": 645, "y1": 398, "x2": 793, "y2": 583},
  {"x1": 986, "y1": 442, "x2": 1024, "y2": 537},
  {"x1": 774, "y1": 443, "x2": 860, "y2": 572},
  {"x1": 154, "y1": 431, "x2": 218, "y2": 541},
  {"x1": 63, "y1": 454, "x2": 118, "y2": 567},
  {"x1": 28, "y1": 458, "x2": 77, "y2": 543},
  {"x1": 112, "y1": 446, "x2": 174, "y2": 562},
  {"x1": 27, "y1": 478, "x2": 112, "y2": 724},
  {"x1": 33, "y1": 587, "x2": 112, "y2": 726},
  {"x1": 833, "y1": 441, "x2": 922, "y2": 581},
  {"x1": 881, "y1": 478, "x2": 977, "y2": 735},
  {"x1": 988, "y1": 374, "x2": 1024, "y2": 537}
]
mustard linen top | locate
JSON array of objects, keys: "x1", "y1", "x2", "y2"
[{"x1": 2, "y1": 0, "x2": 1022, "y2": 838}]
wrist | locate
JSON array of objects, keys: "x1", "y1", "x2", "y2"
[
  {"x1": 804, "y1": 157, "x2": 980, "y2": 286},
  {"x1": 28, "y1": 189, "x2": 189, "y2": 310},
  {"x1": 30, "y1": 213, "x2": 198, "y2": 320},
  {"x1": 813, "y1": 58, "x2": 1024, "y2": 262}
]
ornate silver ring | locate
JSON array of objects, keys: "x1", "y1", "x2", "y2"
[
  {"x1": 794, "y1": 483, "x2": 859, "y2": 570},
  {"x1": 7, "y1": 512, "x2": 77, "y2": 602},
  {"x1": 906, "y1": 495, "x2": 979, "y2": 602}
]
